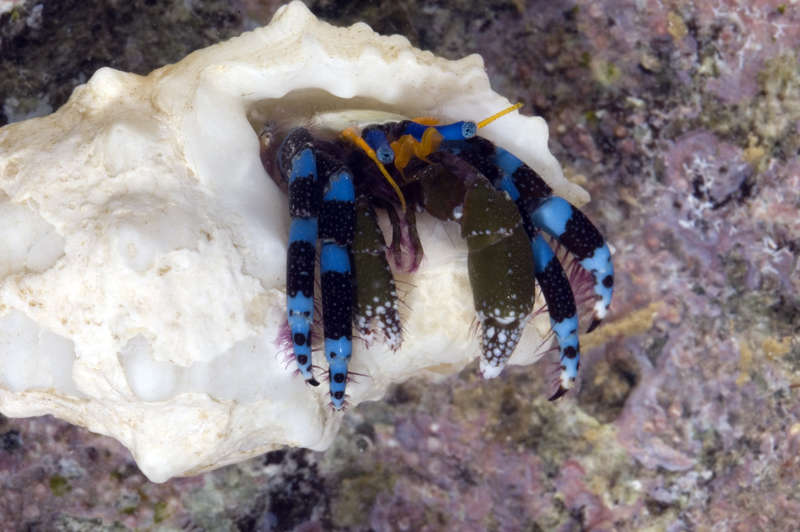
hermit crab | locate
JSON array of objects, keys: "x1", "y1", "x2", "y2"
[{"x1": 260, "y1": 104, "x2": 613, "y2": 409}]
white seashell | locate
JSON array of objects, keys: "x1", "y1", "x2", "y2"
[{"x1": 0, "y1": 1, "x2": 587, "y2": 482}]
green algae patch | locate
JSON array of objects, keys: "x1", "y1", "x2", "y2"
[
  {"x1": 49, "y1": 474, "x2": 71, "y2": 496},
  {"x1": 153, "y1": 500, "x2": 169, "y2": 523},
  {"x1": 331, "y1": 466, "x2": 396, "y2": 529},
  {"x1": 591, "y1": 58, "x2": 622, "y2": 86}
]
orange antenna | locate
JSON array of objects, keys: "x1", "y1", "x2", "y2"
[
  {"x1": 409, "y1": 116, "x2": 440, "y2": 126},
  {"x1": 342, "y1": 128, "x2": 407, "y2": 213},
  {"x1": 477, "y1": 102, "x2": 524, "y2": 129}
]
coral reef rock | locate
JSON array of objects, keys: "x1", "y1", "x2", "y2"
[{"x1": 0, "y1": 1, "x2": 582, "y2": 482}]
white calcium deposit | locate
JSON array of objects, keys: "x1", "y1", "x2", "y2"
[{"x1": 0, "y1": 1, "x2": 588, "y2": 482}]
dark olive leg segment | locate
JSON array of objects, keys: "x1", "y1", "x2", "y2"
[
  {"x1": 352, "y1": 196, "x2": 402, "y2": 350},
  {"x1": 462, "y1": 180, "x2": 535, "y2": 378}
]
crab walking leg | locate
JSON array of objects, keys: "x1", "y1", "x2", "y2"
[
  {"x1": 281, "y1": 130, "x2": 320, "y2": 386},
  {"x1": 435, "y1": 137, "x2": 592, "y2": 398},
  {"x1": 491, "y1": 146, "x2": 613, "y2": 331},
  {"x1": 352, "y1": 196, "x2": 402, "y2": 350},
  {"x1": 489, "y1": 156, "x2": 582, "y2": 397},
  {"x1": 444, "y1": 137, "x2": 614, "y2": 331},
  {"x1": 530, "y1": 235, "x2": 581, "y2": 400},
  {"x1": 318, "y1": 161, "x2": 356, "y2": 409},
  {"x1": 528, "y1": 197, "x2": 613, "y2": 332},
  {"x1": 467, "y1": 142, "x2": 581, "y2": 397}
]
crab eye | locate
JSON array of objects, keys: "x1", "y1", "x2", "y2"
[
  {"x1": 461, "y1": 121, "x2": 477, "y2": 139},
  {"x1": 376, "y1": 145, "x2": 394, "y2": 164},
  {"x1": 362, "y1": 128, "x2": 395, "y2": 164}
]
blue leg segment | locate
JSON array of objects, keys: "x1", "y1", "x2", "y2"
[
  {"x1": 531, "y1": 235, "x2": 580, "y2": 400},
  {"x1": 284, "y1": 141, "x2": 320, "y2": 386},
  {"x1": 319, "y1": 165, "x2": 356, "y2": 409},
  {"x1": 529, "y1": 197, "x2": 614, "y2": 331},
  {"x1": 403, "y1": 120, "x2": 477, "y2": 142},
  {"x1": 321, "y1": 243, "x2": 353, "y2": 408}
]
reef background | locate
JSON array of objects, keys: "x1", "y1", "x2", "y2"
[{"x1": 1, "y1": 0, "x2": 798, "y2": 530}]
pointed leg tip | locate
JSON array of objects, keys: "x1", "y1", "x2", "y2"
[
  {"x1": 586, "y1": 318, "x2": 602, "y2": 333},
  {"x1": 328, "y1": 401, "x2": 346, "y2": 411},
  {"x1": 548, "y1": 386, "x2": 569, "y2": 401}
]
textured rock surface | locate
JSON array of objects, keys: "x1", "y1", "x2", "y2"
[{"x1": 0, "y1": 0, "x2": 798, "y2": 530}]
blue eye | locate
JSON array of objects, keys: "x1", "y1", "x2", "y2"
[
  {"x1": 461, "y1": 121, "x2": 477, "y2": 139},
  {"x1": 376, "y1": 145, "x2": 395, "y2": 163},
  {"x1": 363, "y1": 128, "x2": 395, "y2": 164}
]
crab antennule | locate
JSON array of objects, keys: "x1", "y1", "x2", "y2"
[
  {"x1": 389, "y1": 126, "x2": 444, "y2": 174},
  {"x1": 282, "y1": 130, "x2": 321, "y2": 386},
  {"x1": 318, "y1": 160, "x2": 356, "y2": 409},
  {"x1": 476, "y1": 102, "x2": 524, "y2": 129},
  {"x1": 341, "y1": 127, "x2": 407, "y2": 213},
  {"x1": 530, "y1": 235, "x2": 580, "y2": 400},
  {"x1": 528, "y1": 197, "x2": 614, "y2": 331},
  {"x1": 408, "y1": 116, "x2": 439, "y2": 125}
]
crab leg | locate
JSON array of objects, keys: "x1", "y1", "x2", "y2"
[
  {"x1": 528, "y1": 197, "x2": 613, "y2": 332},
  {"x1": 444, "y1": 138, "x2": 614, "y2": 331},
  {"x1": 352, "y1": 195, "x2": 402, "y2": 351},
  {"x1": 279, "y1": 129, "x2": 321, "y2": 386},
  {"x1": 435, "y1": 137, "x2": 601, "y2": 398},
  {"x1": 460, "y1": 141, "x2": 582, "y2": 397},
  {"x1": 530, "y1": 234, "x2": 580, "y2": 400},
  {"x1": 465, "y1": 180, "x2": 536, "y2": 378},
  {"x1": 417, "y1": 154, "x2": 535, "y2": 378},
  {"x1": 490, "y1": 143, "x2": 613, "y2": 330},
  {"x1": 317, "y1": 153, "x2": 356, "y2": 409}
]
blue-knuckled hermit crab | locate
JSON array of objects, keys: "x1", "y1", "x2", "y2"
[{"x1": 259, "y1": 104, "x2": 613, "y2": 409}]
